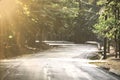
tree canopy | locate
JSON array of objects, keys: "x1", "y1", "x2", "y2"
[
  {"x1": 0, "y1": 0, "x2": 102, "y2": 58},
  {"x1": 93, "y1": 0, "x2": 120, "y2": 40}
]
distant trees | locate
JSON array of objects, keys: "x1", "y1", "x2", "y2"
[
  {"x1": 17, "y1": 0, "x2": 80, "y2": 40},
  {"x1": 0, "y1": 0, "x2": 101, "y2": 59},
  {"x1": 19, "y1": 0, "x2": 99, "y2": 43},
  {"x1": 73, "y1": 0, "x2": 100, "y2": 43}
]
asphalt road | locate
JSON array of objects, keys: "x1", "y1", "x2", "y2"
[{"x1": 0, "y1": 42, "x2": 120, "y2": 80}]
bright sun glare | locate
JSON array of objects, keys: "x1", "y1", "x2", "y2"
[{"x1": 0, "y1": 0, "x2": 17, "y2": 19}]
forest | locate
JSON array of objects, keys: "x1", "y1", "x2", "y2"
[{"x1": 0, "y1": 0, "x2": 120, "y2": 59}]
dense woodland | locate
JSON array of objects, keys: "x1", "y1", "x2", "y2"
[{"x1": 0, "y1": 0, "x2": 119, "y2": 59}]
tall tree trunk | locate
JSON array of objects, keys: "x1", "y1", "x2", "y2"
[
  {"x1": 107, "y1": 40, "x2": 110, "y2": 53},
  {"x1": 16, "y1": 31, "x2": 25, "y2": 54},
  {"x1": 115, "y1": 37, "x2": 118, "y2": 58},
  {"x1": 0, "y1": 20, "x2": 5, "y2": 59},
  {"x1": 0, "y1": 38, "x2": 5, "y2": 59},
  {"x1": 118, "y1": 36, "x2": 120, "y2": 58},
  {"x1": 103, "y1": 37, "x2": 107, "y2": 59}
]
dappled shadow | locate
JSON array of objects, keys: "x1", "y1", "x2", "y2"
[{"x1": 111, "y1": 58, "x2": 120, "y2": 61}]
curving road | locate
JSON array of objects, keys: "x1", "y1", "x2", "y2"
[{"x1": 0, "y1": 41, "x2": 120, "y2": 80}]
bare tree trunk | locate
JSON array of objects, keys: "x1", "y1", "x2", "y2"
[
  {"x1": 0, "y1": 39, "x2": 5, "y2": 59},
  {"x1": 0, "y1": 20, "x2": 5, "y2": 59},
  {"x1": 103, "y1": 37, "x2": 107, "y2": 59},
  {"x1": 16, "y1": 31, "x2": 26, "y2": 55},
  {"x1": 107, "y1": 40, "x2": 110, "y2": 53},
  {"x1": 119, "y1": 42, "x2": 120, "y2": 58},
  {"x1": 115, "y1": 37, "x2": 118, "y2": 58},
  {"x1": 118, "y1": 38, "x2": 120, "y2": 58}
]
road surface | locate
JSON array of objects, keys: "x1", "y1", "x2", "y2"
[{"x1": 0, "y1": 41, "x2": 120, "y2": 80}]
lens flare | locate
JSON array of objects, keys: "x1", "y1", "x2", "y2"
[{"x1": 0, "y1": 0, "x2": 17, "y2": 19}]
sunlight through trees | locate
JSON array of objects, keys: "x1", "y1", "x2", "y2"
[{"x1": 0, "y1": 0, "x2": 119, "y2": 59}]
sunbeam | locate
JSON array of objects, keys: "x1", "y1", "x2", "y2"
[{"x1": 0, "y1": 0, "x2": 18, "y2": 19}]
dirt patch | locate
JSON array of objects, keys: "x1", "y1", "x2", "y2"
[
  {"x1": 91, "y1": 50, "x2": 120, "y2": 76},
  {"x1": 90, "y1": 45, "x2": 120, "y2": 76}
]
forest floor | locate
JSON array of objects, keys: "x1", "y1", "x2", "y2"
[
  {"x1": 0, "y1": 42, "x2": 51, "y2": 59},
  {"x1": 91, "y1": 47, "x2": 120, "y2": 76}
]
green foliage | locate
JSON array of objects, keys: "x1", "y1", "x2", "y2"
[
  {"x1": 15, "y1": 0, "x2": 100, "y2": 43},
  {"x1": 97, "y1": 0, "x2": 106, "y2": 6},
  {"x1": 94, "y1": 15, "x2": 116, "y2": 38},
  {"x1": 93, "y1": 0, "x2": 120, "y2": 40},
  {"x1": 0, "y1": 0, "x2": 103, "y2": 58}
]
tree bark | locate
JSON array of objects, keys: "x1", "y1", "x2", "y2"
[
  {"x1": 103, "y1": 37, "x2": 107, "y2": 59},
  {"x1": 115, "y1": 37, "x2": 118, "y2": 58}
]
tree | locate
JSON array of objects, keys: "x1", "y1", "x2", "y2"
[
  {"x1": 93, "y1": 0, "x2": 120, "y2": 58},
  {"x1": 0, "y1": 0, "x2": 103, "y2": 59}
]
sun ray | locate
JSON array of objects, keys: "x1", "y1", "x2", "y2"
[
  {"x1": 0, "y1": 0, "x2": 19, "y2": 57},
  {"x1": 0, "y1": 0, "x2": 17, "y2": 16}
]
